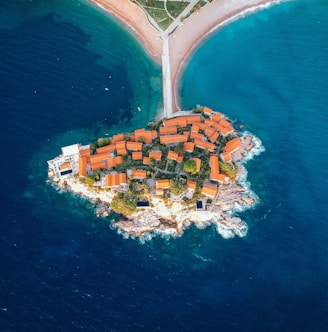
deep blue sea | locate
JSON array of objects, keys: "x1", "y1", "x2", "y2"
[{"x1": 1, "y1": 0, "x2": 328, "y2": 331}]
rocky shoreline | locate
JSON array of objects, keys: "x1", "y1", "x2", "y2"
[{"x1": 49, "y1": 132, "x2": 263, "y2": 241}]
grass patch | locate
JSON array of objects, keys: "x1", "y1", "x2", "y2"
[{"x1": 166, "y1": 1, "x2": 189, "y2": 18}]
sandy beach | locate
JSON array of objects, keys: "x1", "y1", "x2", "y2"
[
  {"x1": 88, "y1": 0, "x2": 287, "y2": 112},
  {"x1": 169, "y1": 0, "x2": 288, "y2": 111},
  {"x1": 88, "y1": 0, "x2": 163, "y2": 62}
]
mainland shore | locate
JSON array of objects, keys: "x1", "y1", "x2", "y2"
[{"x1": 88, "y1": 0, "x2": 287, "y2": 113}]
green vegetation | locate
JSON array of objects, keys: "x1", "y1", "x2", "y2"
[
  {"x1": 131, "y1": 0, "x2": 196, "y2": 31},
  {"x1": 180, "y1": 159, "x2": 197, "y2": 175},
  {"x1": 84, "y1": 169, "x2": 102, "y2": 185},
  {"x1": 166, "y1": 1, "x2": 189, "y2": 18},
  {"x1": 220, "y1": 162, "x2": 238, "y2": 181},
  {"x1": 111, "y1": 193, "x2": 137, "y2": 215},
  {"x1": 170, "y1": 178, "x2": 187, "y2": 196}
]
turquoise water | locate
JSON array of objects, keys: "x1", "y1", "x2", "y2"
[{"x1": 1, "y1": 0, "x2": 328, "y2": 330}]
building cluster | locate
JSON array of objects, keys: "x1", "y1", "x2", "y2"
[{"x1": 48, "y1": 107, "x2": 242, "y2": 200}]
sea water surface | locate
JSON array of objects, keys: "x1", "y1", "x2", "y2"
[{"x1": 1, "y1": 0, "x2": 328, "y2": 331}]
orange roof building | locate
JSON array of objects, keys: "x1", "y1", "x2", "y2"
[
  {"x1": 79, "y1": 147, "x2": 91, "y2": 158},
  {"x1": 205, "y1": 127, "x2": 216, "y2": 137},
  {"x1": 59, "y1": 162, "x2": 71, "y2": 171},
  {"x1": 191, "y1": 125, "x2": 200, "y2": 133},
  {"x1": 132, "y1": 152, "x2": 143, "y2": 160},
  {"x1": 143, "y1": 157, "x2": 150, "y2": 165},
  {"x1": 185, "y1": 115, "x2": 201, "y2": 124},
  {"x1": 131, "y1": 170, "x2": 147, "y2": 179},
  {"x1": 190, "y1": 132, "x2": 205, "y2": 141},
  {"x1": 210, "y1": 154, "x2": 220, "y2": 182},
  {"x1": 107, "y1": 157, "x2": 117, "y2": 168},
  {"x1": 187, "y1": 180, "x2": 196, "y2": 191},
  {"x1": 163, "y1": 117, "x2": 187, "y2": 128},
  {"x1": 156, "y1": 179, "x2": 170, "y2": 189},
  {"x1": 224, "y1": 137, "x2": 241, "y2": 153},
  {"x1": 177, "y1": 155, "x2": 184, "y2": 163},
  {"x1": 149, "y1": 151, "x2": 162, "y2": 161},
  {"x1": 96, "y1": 144, "x2": 115, "y2": 155},
  {"x1": 160, "y1": 135, "x2": 188, "y2": 144},
  {"x1": 220, "y1": 151, "x2": 232, "y2": 163},
  {"x1": 201, "y1": 183, "x2": 217, "y2": 197},
  {"x1": 193, "y1": 158, "x2": 201, "y2": 172},
  {"x1": 78, "y1": 157, "x2": 88, "y2": 177},
  {"x1": 211, "y1": 112, "x2": 222, "y2": 122},
  {"x1": 111, "y1": 133, "x2": 125, "y2": 144},
  {"x1": 159, "y1": 126, "x2": 177, "y2": 135},
  {"x1": 91, "y1": 161, "x2": 106, "y2": 171},
  {"x1": 209, "y1": 131, "x2": 219, "y2": 143},
  {"x1": 115, "y1": 156, "x2": 123, "y2": 165},
  {"x1": 105, "y1": 173, "x2": 127, "y2": 188},
  {"x1": 116, "y1": 141, "x2": 127, "y2": 155},
  {"x1": 126, "y1": 141, "x2": 143, "y2": 151},
  {"x1": 203, "y1": 106, "x2": 213, "y2": 115},
  {"x1": 90, "y1": 153, "x2": 110, "y2": 165},
  {"x1": 134, "y1": 129, "x2": 154, "y2": 144},
  {"x1": 194, "y1": 139, "x2": 215, "y2": 152},
  {"x1": 167, "y1": 150, "x2": 179, "y2": 161},
  {"x1": 183, "y1": 142, "x2": 195, "y2": 153}
]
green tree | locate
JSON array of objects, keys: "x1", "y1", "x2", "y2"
[
  {"x1": 170, "y1": 178, "x2": 187, "y2": 195},
  {"x1": 84, "y1": 175, "x2": 95, "y2": 185},
  {"x1": 220, "y1": 162, "x2": 238, "y2": 181},
  {"x1": 181, "y1": 159, "x2": 197, "y2": 174},
  {"x1": 111, "y1": 194, "x2": 137, "y2": 216}
]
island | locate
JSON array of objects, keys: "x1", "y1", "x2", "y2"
[
  {"x1": 46, "y1": 0, "x2": 282, "y2": 239},
  {"x1": 48, "y1": 106, "x2": 263, "y2": 239}
]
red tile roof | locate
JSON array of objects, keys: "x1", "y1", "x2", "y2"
[
  {"x1": 143, "y1": 157, "x2": 150, "y2": 165},
  {"x1": 96, "y1": 144, "x2": 115, "y2": 154},
  {"x1": 91, "y1": 161, "x2": 106, "y2": 171},
  {"x1": 131, "y1": 169, "x2": 147, "y2": 179},
  {"x1": 210, "y1": 154, "x2": 220, "y2": 182},
  {"x1": 209, "y1": 131, "x2": 219, "y2": 143},
  {"x1": 194, "y1": 139, "x2": 215, "y2": 152},
  {"x1": 211, "y1": 112, "x2": 222, "y2": 122},
  {"x1": 115, "y1": 156, "x2": 123, "y2": 165},
  {"x1": 224, "y1": 137, "x2": 241, "y2": 153},
  {"x1": 201, "y1": 183, "x2": 217, "y2": 197},
  {"x1": 149, "y1": 151, "x2": 162, "y2": 161},
  {"x1": 160, "y1": 126, "x2": 178, "y2": 135},
  {"x1": 220, "y1": 151, "x2": 232, "y2": 163},
  {"x1": 59, "y1": 162, "x2": 71, "y2": 170},
  {"x1": 190, "y1": 132, "x2": 205, "y2": 141},
  {"x1": 156, "y1": 179, "x2": 170, "y2": 189},
  {"x1": 132, "y1": 151, "x2": 143, "y2": 160},
  {"x1": 111, "y1": 133, "x2": 125, "y2": 144},
  {"x1": 183, "y1": 142, "x2": 195, "y2": 153},
  {"x1": 90, "y1": 152, "x2": 110, "y2": 164},
  {"x1": 163, "y1": 117, "x2": 187, "y2": 128},
  {"x1": 126, "y1": 141, "x2": 143, "y2": 151},
  {"x1": 78, "y1": 157, "x2": 87, "y2": 177},
  {"x1": 160, "y1": 135, "x2": 188, "y2": 144},
  {"x1": 187, "y1": 180, "x2": 196, "y2": 190},
  {"x1": 105, "y1": 173, "x2": 127, "y2": 187},
  {"x1": 203, "y1": 106, "x2": 213, "y2": 115},
  {"x1": 167, "y1": 150, "x2": 179, "y2": 160},
  {"x1": 185, "y1": 115, "x2": 201, "y2": 124},
  {"x1": 79, "y1": 147, "x2": 91, "y2": 157},
  {"x1": 193, "y1": 158, "x2": 201, "y2": 172},
  {"x1": 191, "y1": 125, "x2": 200, "y2": 133}
]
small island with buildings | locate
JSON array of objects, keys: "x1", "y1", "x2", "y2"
[{"x1": 48, "y1": 106, "x2": 263, "y2": 239}]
